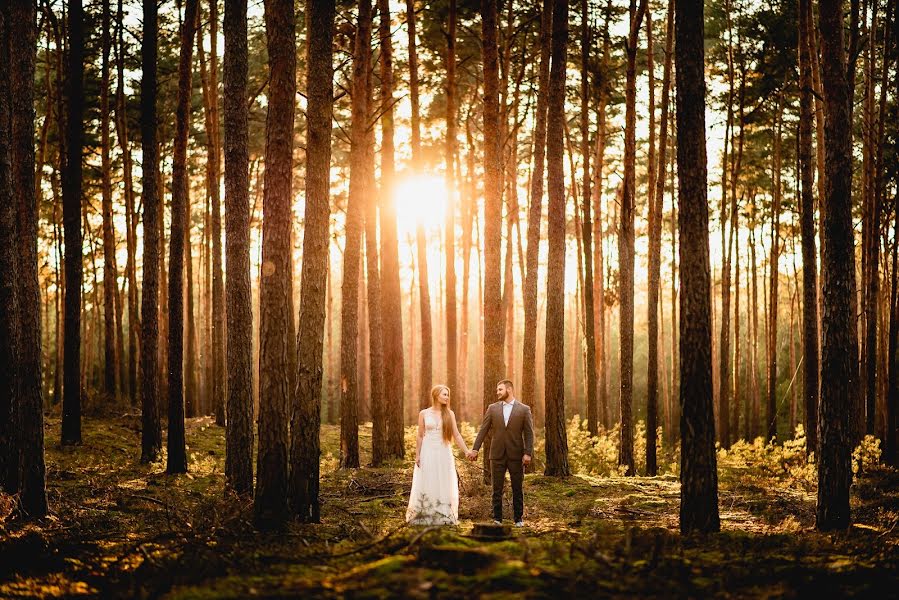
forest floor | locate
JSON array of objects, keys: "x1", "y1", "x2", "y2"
[{"x1": 1, "y1": 414, "x2": 899, "y2": 599}]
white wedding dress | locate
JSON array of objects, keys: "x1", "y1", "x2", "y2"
[{"x1": 405, "y1": 409, "x2": 459, "y2": 525}]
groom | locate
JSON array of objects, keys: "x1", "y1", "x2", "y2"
[{"x1": 468, "y1": 380, "x2": 534, "y2": 527}]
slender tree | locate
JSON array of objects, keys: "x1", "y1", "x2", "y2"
[
  {"x1": 676, "y1": 0, "x2": 720, "y2": 534},
  {"x1": 406, "y1": 0, "x2": 431, "y2": 412},
  {"x1": 767, "y1": 99, "x2": 783, "y2": 442},
  {"x1": 619, "y1": 0, "x2": 648, "y2": 476},
  {"x1": 9, "y1": 0, "x2": 46, "y2": 516},
  {"x1": 140, "y1": 0, "x2": 162, "y2": 463},
  {"x1": 648, "y1": 0, "x2": 674, "y2": 473},
  {"x1": 444, "y1": 2, "x2": 458, "y2": 417},
  {"x1": 224, "y1": 0, "x2": 254, "y2": 496},
  {"x1": 166, "y1": 0, "x2": 200, "y2": 475},
  {"x1": 340, "y1": 0, "x2": 373, "y2": 469},
  {"x1": 816, "y1": 0, "x2": 856, "y2": 532},
  {"x1": 290, "y1": 0, "x2": 334, "y2": 521},
  {"x1": 114, "y1": 0, "x2": 138, "y2": 403},
  {"x1": 799, "y1": 0, "x2": 819, "y2": 454},
  {"x1": 364, "y1": 119, "x2": 386, "y2": 468},
  {"x1": 209, "y1": 0, "x2": 226, "y2": 426},
  {"x1": 99, "y1": 0, "x2": 118, "y2": 400},
  {"x1": 379, "y1": 0, "x2": 405, "y2": 460},
  {"x1": 481, "y1": 0, "x2": 506, "y2": 481},
  {"x1": 522, "y1": 0, "x2": 551, "y2": 419},
  {"x1": 61, "y1": 0, "x2": 85, "y2": 446},
  {"x1": 0, "y1": 2, "x2": 20, "y2": 494},
  {"x1": 254, "y1": 0, "x2": 296, "y2": 530},
  {"x1": 580, "y1": 0, "x2": 599, "y2": 445},
  {"x1": 544, "y1": 0, "x2": 571, "y2": 478}
]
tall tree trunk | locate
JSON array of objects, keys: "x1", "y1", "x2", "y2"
[
  {"x1": 767, "y1": 99, "x2": 783, "y2": 442},
  {"x1": 340, "y1": 0, "x2": 372, "y2": 470},
  {"x1": 376, "y1": 0, "x2": 402, "y2": 461},
  {"x1": 747, "y1": 207, "x2": 757, "y2": 438},
  {"x1": 0, "y1": 3, "x2": 21, "y2": 495},
  {"x1": 872, "y1": 0, "x2": 891, "y2": 441},
  {"x1": 543, "y1": 0, "x2": 571, "y2": 478},
  {"x1": 676, "y1": 0, "x2": 720, "y2": 533},
  {"x1": 100, "y1": 0, "x2": 118, "y2": 401},
  {"x1": 444, "y1": 0, "x2": 458, "y2": 417},
  {"x1": 61, "y1": 0, "x2": 85, "y2": 446},
  {"x1": 254, "y1": 0, "x2": 296, "y2": 530},
  {"x1": 166, "y1": 0, "x2": 200, "y2": 475},
  {"x1": 364, "y1": 88, "x2": 385, "y2": 469},
  {"x1": 595, "y1": 0, "x2": 613, "y2": 430},
  {"x1": 619, "y1": 0, "x2": 647, "y2": 477},
  {"x1": 648, "y1": 0, "x2": 673, "y2": 471},
  {"x1": 863, "y1": 0, "x2": 886, "y2": 437},
  {"x1": 416, "y1": 223, "x2": 432, "y2": 409},
  {"x1": 799, "y1": 0, "x2": 819, "y2": 454},
  {"x1": 580, "y1": 0, "x2": 599, "y2": 448},
  {"x1": 198, "y1": 0, "x2": 225, "y2": 425},
  {"x1": 481, "y1": 0, "x2": 506, "y2": 482},
  {"x1": 406, "y1": 0, "x2": 431, "y2": 413},
  {"x1": 816, "y1": 0, "x2": 855, "y2": 532},
  {"x1": 883, "y1": 2, "x2": 897, "y2": 466},
  {"x1": 9, "y1": 0, "x2": 46, "y2": 516},
  {"x1": 115, "y1": 0, "x2": 139, "y2": 403},
  {"x1": 290, "y1": 0, "x2": 334, "y2": 520},
  {"x1": 140, "y1": 0, "x2": 162, "y2": 463},
  {"x1": 185, "y1": 190, "x2": 198, "y2": 417},
  {"x1": 522, "y1": 0, "x2": 551, "y2": 423}
]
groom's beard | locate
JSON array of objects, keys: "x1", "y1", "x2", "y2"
[{"x1": 497, "y1": 391, "x2": 508, "y2": 401}]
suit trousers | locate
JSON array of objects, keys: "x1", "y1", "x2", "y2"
[{"x1": 491, "y1": 457, "x2": 524, "y2": 522}]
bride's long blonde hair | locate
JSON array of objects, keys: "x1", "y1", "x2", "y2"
[{"x1": 430, "y1": 385, "x2": 453, "y2": 442}]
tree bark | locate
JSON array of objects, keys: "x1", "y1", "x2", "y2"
[
  {"x1": 140, "y1": 0, "x2": 162, "y2": 463},
  {"x1": 481, "y1": 0, "x2": 506, "y2": 482},
  {"x1": 522, "y1": 0, "x2": 551, "y2": 423},
  {"x1": 254, "y1": 0, "x2": 296, "y2": 530},
  {"x1": 648, "y1": 0, "x2": 673, "y2": 471},
  {"x1": 0, "y1": 3, "x2": 20, "y2": 495},
  {"x1": 580, "y1": 0, "x2": 599, "y2": 447},
  {"x1": 377, "y1": 0, "x2": 402, "y2": 461},
  {"x1": 100, "y1": 0, "x2": 118, "y2": 400},
  {"x1": 114, "y1": 0, "x2": 139, "y2": 403},
  {"x1": 290, "y1": 0, "x2": 334, "y2": 520},
  {"x1": 444, "y1": 0, "x2": 459, "y2": 417},
  {"x1": 61, "y1": 0, "x2": 85, "y2": 446},
  {"x1": 406, "y1": 0, "x2": 431, "y2": 414},
  {"x1": 340, "y1": 0, "x2": 372, "y2": 470},
  {"x1": 676, "y1": 0, "x2": 720, "y2": 533},
  {"x1": 166, "y1": 0, "x2": 200, "y2": 475},
  {"x1": 767, "y1": 98, "x2": 783, "y2": 443},
  {"x1": 816, "y1": 0, "x2": 855, "y2": 532},
  {"x1": 619, "y1": 0, "x2": 648, "y2": 477},
  {"x1": 364, "y1": 86, "x2": 385, "y2": 469},
  {"x1": 543, "y1": 0, "x2": 571, "y2": 478},
  {"x1": 799, "y1": 0, "x2": 819, "y2": 453}
]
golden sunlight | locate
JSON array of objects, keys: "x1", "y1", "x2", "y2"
[{"x1": 392, "y1": 174, "x2": 448, "y2": 237}]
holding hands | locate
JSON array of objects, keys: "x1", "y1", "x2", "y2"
[{"x1": 466, "y1": 449, "x2": 478, "y2": 461}]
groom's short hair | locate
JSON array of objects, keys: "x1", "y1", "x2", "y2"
[{"x1": 498, "y1": 379, "x2": 514, "y2": 390}]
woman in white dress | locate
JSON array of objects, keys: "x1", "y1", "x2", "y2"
[{"x1": 405, "y1": 385, "x2": 471, "y2": 525}]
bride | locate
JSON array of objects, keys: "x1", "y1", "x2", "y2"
[{"x1": 405, "y1": 385, "x2": 471, "y2": 525}]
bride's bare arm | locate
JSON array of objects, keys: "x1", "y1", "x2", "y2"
[
  {"x1": 415, "y1": 410, "x2": 425, "y2": 467},
  {"x1": 450, "y1": 411, "x2": 469, "y2": 454}
]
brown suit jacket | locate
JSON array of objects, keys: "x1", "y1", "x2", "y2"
[{"x1": 472, "y1": 400, "x2": 535, "y2": 461}]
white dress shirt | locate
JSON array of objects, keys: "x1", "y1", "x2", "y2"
[{"x1": 502, "y1": 398, "x2": 516, "y2": 426}]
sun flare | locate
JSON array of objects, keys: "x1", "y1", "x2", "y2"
[{"x1": 392, "y1": 174, "x2": 448, "y2": 236}]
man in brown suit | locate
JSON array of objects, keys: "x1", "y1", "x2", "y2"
[{"x1": 469, "y1": 380, "x2": 535, "y2": 526}]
